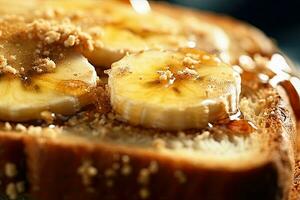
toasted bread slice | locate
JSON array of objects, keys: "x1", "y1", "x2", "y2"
[
  {"x1": 0, "y1": 1, "x2": 298, "y2": 200},
  {"x1": 289, "y1": 122, "x2": 300, "y2": 200},
  {"x1": 0, "y1": 72, "x2": 296, "y2": 200}
]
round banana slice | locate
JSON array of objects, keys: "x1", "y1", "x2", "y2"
[
  {"x1": 35, "y1": 0, "x2": 191, "y2": 67},
  {"x1": 84, "y1": 26, "x2": 148, "y2": 68},
  {"x1": 108, "y1": 49, "x2": 241, "y2": 130},
  {"x1": 0, "y1": 21, "x2": 97, "y2": 122}
]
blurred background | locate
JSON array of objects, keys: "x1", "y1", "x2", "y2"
[{"x1": 165, "y1": 0, "x2": 300, "y2": 67}]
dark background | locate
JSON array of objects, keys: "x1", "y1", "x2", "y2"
[{"x1": 165, "y1": 0, "x2": 300, "y2": 67}]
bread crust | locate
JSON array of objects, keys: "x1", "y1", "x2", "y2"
[{"x1": 0, "y1": 90, "x2": 295, "y2": 200}]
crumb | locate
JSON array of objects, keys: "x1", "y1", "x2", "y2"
[
  {"x1": 5, "y1": 163, "x2": 18, "y2": 178},
  {"x1": 148, "y1": 161, "x2": 158, "y2": 174},
  {"x1": 40, "y1": 111, "x2": 55, "y2": 124},
  {"x1": 16, "y1": 181, "x2": 25, "y2": 193},
  {"x1": 121, "y1": 155, "x2": 130, "y2": 163},
  {"x1": 121, "y1": 165, "x2": 132, "y2": 176},
  {"x1": 174, "y1": 170, "x2": 186, "y2": 184},
  {"x1": 32, "y1": 57, "x2": 56, "y2": 73},
  {"x1": 15, "y1": 124, "x2": 27, "y2": 132},
  {"x1": 78, "y1": 160, "x2": 98, "y2": 186},
  {"x1": 6, "y1": 183, "x2": 17, "y2": 200},
  {"x1": 44, "y1": 30, "x2": 61, "y2": 44},
  {"x1": 138, "y1": 169, "x2": 150, "y2": 185},
  {"x1": 64, "y1": 35, "x2": 76, "y2": 47},
  {"x1": 139, "y1": 188, "x2": 150, "y2": 199},
  {"x1": 157, "y1": 69, "x2": 173, "y2": 82},
  {"x1": 27, "y1": 19, "x2": 94, "y2": 51},
  {"x1": 0, "y1": 55, "x2": 19, "y2": 75},
  {"x1": 9, "y1": 55, "x2": 16, "y2": 61},
  {"x1": 176, "y1": 67, "x2": 199, "y2": 80},
  {"x1": 4, "y1": 122, "x2": 12, "y2": 131}
]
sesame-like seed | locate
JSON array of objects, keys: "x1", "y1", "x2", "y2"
[
  {"x1": 5, "y1": 163, "x2": 18, "y2": 178},
  {"x1": 138, "y1": 169, "x2": 150, "y2": 185},
  {"x1": 15, "y1": 124, "x2": 27, "y2": 132},
  {"x1": 40, "y1": 111, "x2": 55, "y2": 124},
  {"x1": 16, "y1": 181, "x2": 25, "y2": 193},
  {"x1": 174, "y1": 170, "x2": 186, "y2": 184},
  {"x1": 157, "y1": 69, "x2": 173, "y2": 82},
  {"x1": 139, "y1": 188, "x2": 150, "y2": 199},
  {"x1": 6, "y1": 183, "x2": 17, "y2": 200},
  {"x1": 121, "y1": 155, "x2": 130, "y2": 163},
  {"x1": 32, "y1": 57, "x2": 56, "y2": 74},
  {"x1": 148, "y1": 161, "x2": 158, "y2": 174},
  {"x1": 0, "y1": 55, "x2": 19, "y2": 75},
  {"x1": 9, "y1": 55, "x2": 16, "y2": 61},
  {"x1": 4, "y1": 122, "x2": 12, "y2": 131},
  {"x1": 44, "y1": 30, "x2": 61, "y2": 44},
  {"x1": 64, "y1": 35, "x2": 76, "y2": 47},
  {"x1": 78, "y1": 161, "x2": 98, "y2": 186},
  {"x1": 121, "y1": 165, "x2": 132, "y2": 176}
]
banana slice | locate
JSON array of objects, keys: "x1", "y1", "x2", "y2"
[
  {"x1": 108, "y1": 49, "x2": 241, "y2": 130},
  {"x1": 0, "y1": 0, "x2": 38, "y2": 15},
  {"x1": 84, "y1": 26, "x2": 192, "y2": 67},
  {"x1": 0, "y1": 21, "x2": 97, "y2": 122},
  {"x1": 84, "y1": 26, "x2": 148, "y2": 67},
  {"x1": 34, "y1": 0, "x2": 191, "y2": 67}
]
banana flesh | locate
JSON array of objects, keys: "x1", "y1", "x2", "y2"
[
  {"x1": 0, "y1": 20, "x2": 97, "y2": 122},
  {"x1": 108, "y1": 49, "x2": 241, "y2": 130}
]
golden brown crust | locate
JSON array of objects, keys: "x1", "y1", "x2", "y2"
[
  {"x1": 0, "y1": 133, "x2": 27, "y2": 199},
  {"x1": 23, "y1": 136, "x2": 287, "y2": 200},
  {"x1": 289, "y1": 122, "x2": 300, "y2": 200},
  {"x1": 0, "y1": 86, "x2": 295, "y2": 200}
]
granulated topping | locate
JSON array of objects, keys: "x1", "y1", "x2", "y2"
[
  {"x1": 27, "y1": 19, "x2": 94, "y2": 51},
  {"x1": 78, "y1": 160, "x2": 98, "y2": 186},
  {"x1": 157, "y1": 69, "x2": 173, "y2": 82},
  {"x1": 176, "y1": 67, "x2": 199, "y2": 80},
  {"x1": 6, "y1": 183, "x2": 17, "y2": 200},
  {"x1": 0, "y1": 55, "x2": 19, "y2": 75},
  {"x1": 4, "y1": 162, "x2": 18, "y2": 178},
  {"x1": 32, "y1": 57, "x2": 56, "y2": 73}
]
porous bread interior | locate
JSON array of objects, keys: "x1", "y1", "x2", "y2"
[
  {"x1": 18, "y1": 84, "x2": 272, "y2": 168},
  {"x1": 0, "y1": 83, "x2": 274, "y2": 169}
]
